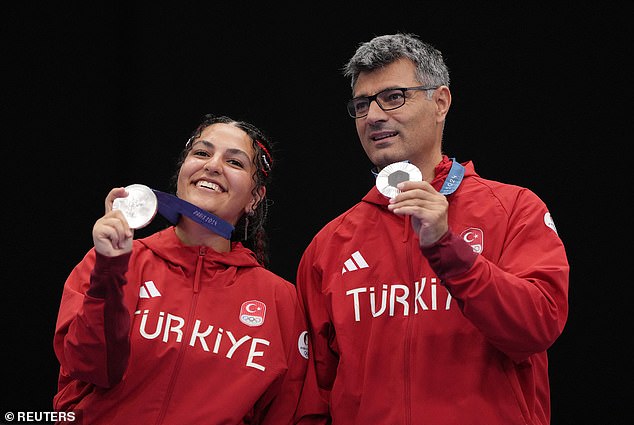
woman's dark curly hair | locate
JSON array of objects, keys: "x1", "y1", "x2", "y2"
[{"x1": 171, "y1": 114, "x2": 274, "y2": 267}]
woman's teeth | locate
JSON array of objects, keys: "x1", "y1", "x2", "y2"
[{"x1": 197, "y1": 181, "x2": 223, "y2": 192}]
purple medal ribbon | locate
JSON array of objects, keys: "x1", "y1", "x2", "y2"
[{"x1": 152, "y1": 190, "x2": 234, "y2": 239}]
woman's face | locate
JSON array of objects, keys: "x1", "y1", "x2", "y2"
[{"x1": 177, "y1": 123, "x2": 265, "y2": 225}]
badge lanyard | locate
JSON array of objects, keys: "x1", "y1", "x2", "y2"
[{"x1": 152, "y1": 190, "x2": 234, "y2": 239}]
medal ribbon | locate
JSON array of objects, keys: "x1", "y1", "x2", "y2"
[
  {"x1": 372, "y1": 158, "x2": 465, "y2": 195},
  {"x1": 152, "y1": 190, "x2": 234, "y2": 239},
  {"x1": 438, "y1": 158, "x2": 465, "y2": 195}
]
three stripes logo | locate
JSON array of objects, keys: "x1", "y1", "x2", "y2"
[
  {"x1": 139, "y1": 280, "x2": 161, "y2": 298},
  {"x1": 341, "y1": 251, "x2": 369, "y2": 275}
]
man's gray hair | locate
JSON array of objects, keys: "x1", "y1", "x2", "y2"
[{"x1": 343, "y1": 33, "x2": 450, "y2": 91}]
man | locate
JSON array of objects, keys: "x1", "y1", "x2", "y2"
[{"x1": 294, "y1": 33, "x2": 569, "y2": 425}]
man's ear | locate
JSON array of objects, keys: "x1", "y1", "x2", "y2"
[{"x1": 434, "y1": 85, "x2": 451, "y2": 123}]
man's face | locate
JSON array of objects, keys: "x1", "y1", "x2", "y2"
[{"x1": 353, "y1": 58, "x2": 449, "y2": 171}]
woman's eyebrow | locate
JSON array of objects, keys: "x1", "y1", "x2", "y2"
[{"x1": 193, "y1": 140, "x2": 251, "y2": 161}]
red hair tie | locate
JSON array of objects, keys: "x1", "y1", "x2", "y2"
[{"x1": 255, "y1": 140, "x2": 272, "y2": 176}]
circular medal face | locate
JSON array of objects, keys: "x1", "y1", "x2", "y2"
[
  {"x1": 112, "y1": 184, "x2": 158, "y2": 229},
  {"x1": 376, "y1": 162, "x2": 423, "y2": 198}
]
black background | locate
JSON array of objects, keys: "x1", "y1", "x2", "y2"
[{"x1": 4, "y1": 2, "x2": 631, "y2": 424}]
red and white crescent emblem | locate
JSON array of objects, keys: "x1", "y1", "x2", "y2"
[
  {"x1": 460, "y1": 227, "x2": 484, "y2": 254},
  {"x1": 240, "y1": 300, "x2": 266, "y2": 327}
]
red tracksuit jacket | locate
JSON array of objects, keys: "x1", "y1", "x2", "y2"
[
  {"x1": 295, "y1": 157, "x2": 569, "y2": 425},
  {"x1": 54, "y1": 227, "x2": 308, "y2": 425}
]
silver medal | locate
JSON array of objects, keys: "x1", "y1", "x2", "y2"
[
  {"x1": 112, "y1": 184, "x2": 158, "y2": 229},
  {"x1": 376, "y1": 162, "x2": 423, "y2": 198}
]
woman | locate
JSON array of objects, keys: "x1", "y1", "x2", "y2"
[{"x1": 53, "y1": 115, "x2": 308, "y2": 424}]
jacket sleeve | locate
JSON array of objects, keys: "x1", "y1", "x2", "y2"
[
  {"x1": 293, "y1": 241, "x2": 334, "y2": 425},
  {"x1": 251, "y1": 282, "x2": 308, "y2": 425},
  {"x1": 421, "y1": 189, "x2": 569, "y2": 362},
  {"x1": 53, "y1": 250, "x2": 132, "y2": 388}
]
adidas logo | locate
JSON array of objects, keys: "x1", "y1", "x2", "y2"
[
  {"x1": 139, "y1": 280, "x2": 161, "y2": 298},
  {"x1": 341, "y1": 251, "x2": 369, "y2": 275}
]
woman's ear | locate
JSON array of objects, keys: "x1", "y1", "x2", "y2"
[{"x1": 246, "y1": 185, "x2": 267, "y2": 214}]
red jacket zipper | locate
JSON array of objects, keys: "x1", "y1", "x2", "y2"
[
  {"x1": 403, "y1": 216, "x2": 413, "y2": 425},
  {"x1": 154, "y1": 247, "x2": 205, "y2": 425}
]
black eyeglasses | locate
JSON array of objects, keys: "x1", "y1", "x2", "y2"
[{"x1": 346, "y1": 85, "x2": 438, "y2": 118}]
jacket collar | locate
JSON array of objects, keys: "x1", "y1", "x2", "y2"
[{"x1": 137, "y1": 227, "x2": 261, "y2": 270}]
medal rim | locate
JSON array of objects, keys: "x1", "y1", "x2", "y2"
[
  {"x1": 112, "y1": 184, "x2": 158, "y2": 229},
  {"x1": 376, "y1": 162, "x2": 423, "y2": 198}
]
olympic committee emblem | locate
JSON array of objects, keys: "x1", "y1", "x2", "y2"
[
  {"x1": 460, "y1": 227, "x2": 484, "y2": 254},
  {"x1": 298, "y1": 330, "x2": 309, "y2": 359},
  {"x1": 240, "y1": 300, "x2": 267, "y2": 327}
]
